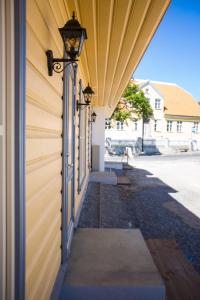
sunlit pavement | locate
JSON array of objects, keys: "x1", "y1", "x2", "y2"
[
  {"x1": 129, "y1": 152, "x2": 200, "y2": 219},
  {"x1": 80, "y1": 152, "x2": 200, "y2": 273}
]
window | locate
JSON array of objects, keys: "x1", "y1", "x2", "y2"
[
  {"x1": 134, "y1": 120, "x2": 138, "y2": 131},
  {"x1": 155, "y1": 99, "x2": 161, "y2": 109},
  {"x1": 105, "y1": 118, "x2": 111, "y2": 129},
  {"x1": 167, "y1": 120, "x2": 173, "y2": 132},
  {"x1": 154, "y1": 120, "x2": 157, "y2": 131},
  {"x1": 192, "y1": 122, "x2": 198, "y2": 134},
  {"x1": 177, "y1": 121, "x2": 182, "y2": 133},
  {"x1": 154, "y1": 120, "x2": 162, "y2": 132},
  {"x1": 116, "y1": 121, "x2": 124, "y2": 130}
]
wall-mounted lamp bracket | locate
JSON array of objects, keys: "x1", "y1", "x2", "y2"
[
  {"x1": 76, "y1": 101, "x2": 90, "y2": 111},
  {"x1": 46, "y1": 50, "x2": 78, "y2": 76}
]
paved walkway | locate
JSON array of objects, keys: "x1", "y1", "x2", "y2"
[{"x1": 79, "y1": 154, "x2": 200, "y2": 275}]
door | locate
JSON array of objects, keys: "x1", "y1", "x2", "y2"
[{"x1": 62, "y1": 63, "x2": 77, "y2": 262}]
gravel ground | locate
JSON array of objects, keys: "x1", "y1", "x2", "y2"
[{"x1": 78, "y1": 154, "x2": 200, "y2": 274}]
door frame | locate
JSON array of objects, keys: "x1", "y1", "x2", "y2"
[
  {"x1": 61, "y1": 62, "x2": 77, "y2": 263},
  {"x1": 0, "y1": 0, "x2": 26, "y2": 299},
  {"x1": 0, "y1": 1, "x2": 7, "y2": 298},
  {"x1": 14, "y1": 0, "x2": 26, "y2": 299}
]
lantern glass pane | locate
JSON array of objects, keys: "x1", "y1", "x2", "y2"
[
  {"x1": 65, "y1": 38, "x2": 80, "y2": 52},
  {"x1": 84, "y1": 93, "x2": 91, "y2": 103},
  {"x1": 68, "y1": 37, "x2": 80, "y2": 48}
]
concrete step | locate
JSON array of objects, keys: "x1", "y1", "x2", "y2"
[
  {"x1": 60, "y1": 229, "x2": 165, "y2": 300},
  {"x1": 105, "y1": 161, "x2": 123, "y2": 170},
  {"x1": 89, "y1": 171, "x2": 117, "y2": 185}
]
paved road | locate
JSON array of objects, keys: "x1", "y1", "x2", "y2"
[
  {"x1": 81, "y1": 152, "x2": 200, "y2": 273},
  {"x1": 130, "y1": 153, "x2": 200, "y2": 219}
]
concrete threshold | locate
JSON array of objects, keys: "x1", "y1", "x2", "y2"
[
  {"x1": 89, "y1": 171, "x2": 117, "y2": 185},
  {"x1": 60, "y1": 229, "x2": 165, "y2": 300},
  {"x1": 105, "y1": 161, "x2": 124, "y2": 170}
]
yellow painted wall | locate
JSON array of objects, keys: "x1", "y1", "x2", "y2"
[
  {"x1": 26, "y1": 1, "x2": 90, "y2": 299},
  {"x1": 26, "y1": 0, "x2": 63, "y2": 299}
]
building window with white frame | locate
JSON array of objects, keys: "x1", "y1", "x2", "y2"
[
  {"x1": 193, "y1": 122, "x2": 198, "y2": 134},
  {"x1": 154, "y1": 119, "x2": 162, "y2": 132},
  {"x1": 177, "y1": 121, "x2": 182, "y2": 133},
  {"x1": 167, "y1": 120, "x2": 173, "y2": 132},
  {"x1": 155, "y1": 98, "x2": 161, "y2": 109},
  {"x1": 116, "y1": 121, "x2": 124, "y2": 130},
  {"x1": 154, "y1": 120, "x2": 157, "y2": 131},
  {"x1": 134, "y1": 119, "x2": 138, "y2": 131},
  {"x1": 105, "y1": 118, "x2": 111, "y2": 129}
]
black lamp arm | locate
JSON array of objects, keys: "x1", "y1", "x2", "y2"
[
  {"x1": 46, "y1": 50, "x2": 78, "y2": 76},
  {"x1": 76, "y1": 101, "x2": 90, "y2": 111}
]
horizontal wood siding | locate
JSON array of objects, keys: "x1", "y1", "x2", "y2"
[
  {"x1": 26, "y1": 0, "x2": 63, "y2": 299},
  {"x1": 26, "y1": 1, "x2": 91, "y2": 299}
]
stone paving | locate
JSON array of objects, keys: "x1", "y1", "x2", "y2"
[{"x1": 78, "y1": 159, "x2": 200, "y2": 275}]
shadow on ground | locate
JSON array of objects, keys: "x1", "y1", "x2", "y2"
[{"x1": 78, "y1": 165, "x2": 200, "y2": 274}]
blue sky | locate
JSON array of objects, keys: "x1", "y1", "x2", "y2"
[{"x1": 134, "y1": 0, "x2": 200, "y2": 102}]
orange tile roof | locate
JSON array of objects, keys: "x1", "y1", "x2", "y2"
[{"x1": 151, "y1": 82, "x2": 200, "y2": 118}]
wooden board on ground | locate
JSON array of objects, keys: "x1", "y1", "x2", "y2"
[
  {"x1": 117, "y1": 176, "x2": 131, "y2": 185},
  {"x1": 146, "y1": 239, "x2": 200, "y2": 300}
]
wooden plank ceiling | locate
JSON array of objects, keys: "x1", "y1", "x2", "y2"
[{"x1": 63, "y1": 0, "x2": 170, "y2": 113}]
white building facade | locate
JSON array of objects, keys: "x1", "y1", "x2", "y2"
[{"x1": 105, "y1": 80, "x2": 200, "y2": 154}]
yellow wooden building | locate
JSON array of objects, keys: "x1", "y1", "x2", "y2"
[{"x1": 0, "y1": 0, "x2": 170, "y2": 299}]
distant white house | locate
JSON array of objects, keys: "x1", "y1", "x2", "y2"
[{"x1": 105, "y1": 80, "x2": 200, "y2": 154}]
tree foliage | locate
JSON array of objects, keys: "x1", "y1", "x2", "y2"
[{"x1": 112, "y1": 83, "x2": 153, "y2": 121}]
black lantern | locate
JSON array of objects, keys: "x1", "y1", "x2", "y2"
[
  {"x1": 46, "y1": 11, "x2": 87, "y2": 76},
  {"x1": 59, "y1": 11, "x2": 87, "y2": 60},
  {"x1": 90, "y1": 112, "x2": 97, "y2": 123},
  {"x1": 83, "y1": 83, "x2": 95, "y2": 105},
  {"x1": 77, "y1": 83, "x2": 95, "y2": 110}
]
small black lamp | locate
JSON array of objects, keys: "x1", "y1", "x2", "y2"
[
  {"x1": 90, "y1": 112, "x2": 97, "y2": 123},
  {"x1": 77, "y1": 83, "x2": 95, "y2": 110}
]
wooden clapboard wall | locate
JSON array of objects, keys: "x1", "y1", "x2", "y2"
[
  {"x1": 26, "y1": 0, "x2": 63, "y2": 299},
  {"x1": 26, "y1": 1, "x2": 90, "y2": 299}
]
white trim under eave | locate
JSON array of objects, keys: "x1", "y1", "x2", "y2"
[{"x1": 165, "y1": 114, "x2": 200, "y2": 121}]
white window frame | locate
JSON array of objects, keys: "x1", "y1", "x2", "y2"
[
  {"x1": 167, "y1": 120, "x2": 173, "y2": 132},
  {"x1": 116, "y1": 121, "x2": 124, "y2": 130},
  {"x1": 193, "y1": 122, "x2": 198, "y2": 134},
  {"x1": 134, "y1": 119, "x2": 138, "y2": 131},
  {"x1": 177, "y1": 121, "x2": 182, "y2": 133},
  {"x1": 105, "y1": 118, "x2": 111, "y2": 129},
  {"x1": 155, "y1": 98, "x2": 161, "y2": 110},
  {"x1": 154, "y1": 120, "x2": 157, "y2": 131}
]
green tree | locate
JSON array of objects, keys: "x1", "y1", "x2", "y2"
[{"x1": 112, "y1": 83, "x2": 153, "y2": 152}]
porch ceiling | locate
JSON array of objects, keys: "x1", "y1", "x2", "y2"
[{"x1": 63, "y1": 0, "x2": 170, "y2": 113}]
